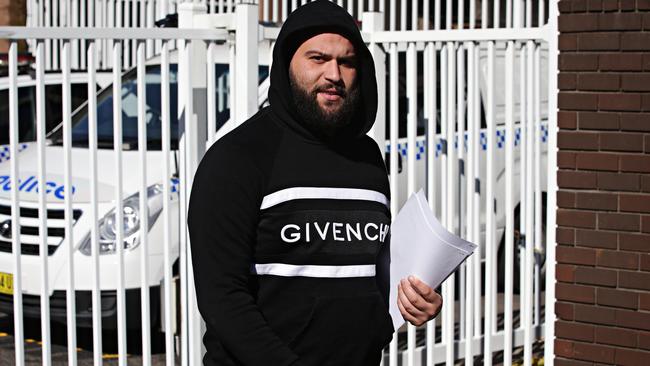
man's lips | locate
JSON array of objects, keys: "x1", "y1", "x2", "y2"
[{"x1": 318, "y1": 89, "x2": 344, "y2": 101}]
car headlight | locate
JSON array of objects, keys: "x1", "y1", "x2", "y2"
[{"x1": 80, "y1": 184, "x2": 164, "y2": 256}]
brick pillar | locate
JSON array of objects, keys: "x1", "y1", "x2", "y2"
[
  {"x1": 556, "y1": 0, "x2": 650, "y2": 365},
  {"x1": 0, "y1": 0, "x2": 27, "y2": 53}
]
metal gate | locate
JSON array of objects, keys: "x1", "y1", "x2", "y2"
[{"x1": 1, "y1": 0, "x2": 558, "y2": 365}]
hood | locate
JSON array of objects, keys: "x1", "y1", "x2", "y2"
[{"x1": 268, "y1": 0, "x2": 377, "y2": 143}]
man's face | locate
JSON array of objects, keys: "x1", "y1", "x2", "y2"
[{"x1": 288, "y1": 33, "x2": 360, "y2": 137}]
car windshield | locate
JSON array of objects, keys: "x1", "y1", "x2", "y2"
[{"x1": 48, "y1": 63, "x2": 269, "y2": 150}]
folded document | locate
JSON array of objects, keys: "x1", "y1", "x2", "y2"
[{"x1": 389, "y1": 189, "x2": 478, "y2": 331}]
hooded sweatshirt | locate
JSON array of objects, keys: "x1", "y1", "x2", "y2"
[{"x1": 188, "y1": 1, "x2": 394, "y2": 365}]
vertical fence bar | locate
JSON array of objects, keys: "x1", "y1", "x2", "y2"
[
  {"x1": 107, "y1": 0, "x2": 114, "y2": 69},
  {"x1": 112, "y1": 41, "x2": 128, "y2": 366},
  {"x1": 425, "y1": 42, "x2": 437, "y2": 366},
  {"x1": 503, "y1": 38, "x2": 515, "y2": 366},
  {"x1": 72, "y1": 0, "x2": 79, "y2": 68},
  {"x1": 545, "y1": 2, "x2": 560, "y2": 364},
  {"x1": 160, "y1": 40, "x2": 175, "y2": 366},
  {"x1": 9, "y1": 41, "x2": 25, "y2": 366},
  {"x1": 445, "y1": 0, "x2": 451, "y2": 29},
  {"x1": 518, "y1": 42, "x2": 526, "y2": 318},
  {"x1": 456, "y1": 37, "x2": 466, "y2": 343},
  {"x1": 444, "y1": 40, "x2": 456, "y2": 366},
  {"x1": 483, "y1": 40, "x2": 495, "y2": 366},
  {"x1": 137, "y1": 40, "x2": 153, "y2": 366},
  {"x1": 523, "y1": 39, "x2": 535, "y2": 366},
  {"x1": 53, "y1": 0, "x2": 60, "y2": 69},
  {"x1": 147, "y1": 0, "x2": 155, "y2": 57},
  {"x1": 533, "y1": 42, "x2": 542, "y2": 328},
  {"x1": 63, "y1": 40, "x2": 78, "y2": 366},
  {"x1": 207, "y1": 42, "x2": 217, "y2": 144},
  {"x1": 440, "y1": 40, "x2": 449, "y2": 366},
  {"x1": 389, "y1": 0, "x2": 395, "y2": 30},
  {"x1": 399, "y1": 0, "x2": 405, "y2": 30},
  {"x1": 464, "y1": 39, "x2": 475, "y2": 366},
  {"x1": 472, "y1": 41, "x2": 481, "y2": 340},
  {"x1": 45, "y1": 0, "x2": 52, "y2": 69},
  {"x1": 87, "y1": 40, "x2": 103, "y2": 366},
  {"x1": 411, "y1": 0, "x2": 417, "y2": 30},
  {"x1": 36, "y1": 38, "x2": 52, "y2": 366},
  {"x1": 388, "y1": 42, "x2": 399, "y2": 366},
  {"x1": 405, "y1": 41, "x2": 417, "y2": 366}
]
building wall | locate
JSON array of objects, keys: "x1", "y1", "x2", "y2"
[
  {"x1": 556, "y1": 0, "x2": 650, "y2": 365},
  {"x1": 0, "y1": 0, "x2": 27, "y2": 53}
]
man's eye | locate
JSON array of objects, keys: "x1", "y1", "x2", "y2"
[{"x1": 311, "y1": 56, "x2": 324, "y2": 62}]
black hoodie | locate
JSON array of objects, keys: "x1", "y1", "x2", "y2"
[{"x1": 188, "y1": 1, "x2": 394, "y2": 365}]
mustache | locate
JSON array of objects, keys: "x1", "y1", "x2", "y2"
[{"x1": 312, "y1": 84, "x2": 347, "y2": 97}]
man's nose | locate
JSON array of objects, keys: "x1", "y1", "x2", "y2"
[{"x1": 323, "y1": 60, "x2": 341, "y2": 83}]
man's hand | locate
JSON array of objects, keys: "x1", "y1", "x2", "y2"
[{"x1": 397, "y1": 276, "x2": 443, "y2": 326}]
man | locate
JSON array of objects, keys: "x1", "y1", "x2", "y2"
[{"x1": 188, "y1": 1, "x2": 442, "y2": 365}]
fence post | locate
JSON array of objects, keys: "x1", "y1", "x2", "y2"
[
  {"x1": 362, "y1": 11, "x2": 386, "y2": 153},
  {"x1": 234, "y1": 1, "x2": 259, "y2": 126},
  {"x1": 178, "y1": 2, "x2": 208, "y2": 365}
]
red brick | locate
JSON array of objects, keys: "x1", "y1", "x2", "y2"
[
  {"x1": 622, "y1": 74, "x2": 650, "y2": 92},
  {"x1": 644, "y1": 54, "x2": 650, "y2": 70},
  {"x1": 578, "y1": 111, "x2": 619, "y2": 130},
  {"x1": 598, "y1": 12, "x2": 642, "y2": 30},
  {"x1": 557, "y1": 301, "x2": 575, "y2": 320},
  {"x1": 561, "y1": 54, "x2": 599, "y2": 71},
  {"x1": 558, "y1": 227, "x2": 576, "y2": 245},
  {"x1": 619, "y1": 0, "x2": 636, "y2": 10},
  {"x1": 597, "y1": 287, "x2": 639, "y2": 309},
  {"x1": 555, "y1": 359, "x2": 592, "y2": 366},
  {"x1": 557, "y1": 264, "x2": 576, "y2": 282},
  {"x1": 558, "y1": 131, "x2": 600, "y2": 150},
  {"x1": 640, "y1": 331, "x2": 650, "y2": 350},
  {"x1": 560, "y1": 92, "x2": 599, "y2": 111},
  {"x1": 559, "y1": 73, "x2": 577, "y2": 90},
  {"x1": 602, "y1": 0, "x2": 618, "y2": 10},
  {"x1": 557, "y1": 283, "x2": 595, "y2": 303},
  {"x1": 572, "y1": 0, "x2": 588, "y2": 11},
  {"x1": 643, "y1": 176, "x2": 650, "y2": 192},
  {"x1": 616, "y1": 348, "x2": 650, "y2": 366},
  {"x1": 577, "y1": 73, "x2": 619, "y2": 91},
  {"x1": 556, "y1": 339, "x2": 574, "y2": 358},
  {"x1": 559, "y1": 209, "x2": 598, "y2": 229},
  {"x1": 620, "y1": 113, "x2": 650, "y2": 132},
  {"x1": 601, "y1": 132, "x2": 644, "y2": 152},
  {"x1": 573, "y1": 342, "x2": 616, "y2": 363},
  {"x1": 619, "y1": 233, "x2": 650, "y2": 252},
  {"x1": 598, "y1": 212, "x2": 641, "y2": 231},
  {"x1": 619, "y1": 270, "x2": 650, "y2": 291},
  {"x1": 641, "y1": 254, "x2": 650, "y2": 271},
  {"x1": 575, "y1": 152, "x2": 619, "y2": 171},
  {"x1": 558, "y1": 151, "x2": 577, "y2": 169},
  {"x1": 620, "y1": 194, "x2": 650, "y2": 213},
  {"x1": 557, "y1": 321, "x2": 594, "y2": 342},
  {"x1": 597, "y1": 249, "x2": 640, "y2": 269},
  {"x1": 576, "y1": 229, "x2": 618, "y2": 249},
  {"x1": 599, "y1": 53, "x2": 643, "y2": 71},
  {"x1": 575, "y1": 303, "x2": 617, "y2": 325},
  {"x1": 578, "y1": 32, "x2": 620, "y2": 51},
  {"x1": 645, "y1": 135, "x2": 650, "y2": 153},
  {"x1": 559, "y1": 111, "x2": 578, "y2": 129},
  {"x1": 620, "y1": 155, "x2": 650, "y2": 173},
  {"x1": 575, "y1": 191, "x2": 618, "y2": 210},
  {"x1": 560, "y1": 34, "x2": 578, "y2": 51},
  {"x1": 587, "y1": 0, "x2": 603, "y2": 11},
  {"x1": 559, "y1": 0, "x2": 573, "y2": 13},
  {"x1": 560, "y1": 13, "x2": 599, "y2": 32},
  {"x1": 641, "y1": 0, "x2": 650, "y2": 10},
  {"x1": 622, "y1": 33, "x2": 650, "y2": 51},
  {"x1": 558, "y1": 191, "x2": 577, "y2": 208},
  {"x1": 560, "y1": 171, "x2": 598, "y2": 189},
  {"x1": 574, "y1": 266, "x2": 618, "y2": 286},
  {"x1": 643, "y1": 216, "x2": 650, "y2": 233},
  {"x1": 597, "y1": 172, "x2": 640, "y2": 191},
  {"x1": 599, "y1": 93, "x2": 642, "y2": 111},
  {"x1": 595, "y1": 326, "x2": 638, "y2": 347},
  {"x1": 643, "y1": 94, "x2": 650, "y2": 111},
  {"x1": 641, "y1": 294, "x2": 650, "y2": 311},
  {"x1": 645, "y1": 12, "x2": 650, "y2": 31},
  {"x1": 558, "y1": 245, "x2": 597, "y2": 265},
  {"x1": 617, "y1": 309, "x2": 650, "y2": 331}
]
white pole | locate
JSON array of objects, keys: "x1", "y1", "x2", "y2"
[
  {"x1": 235, "y1": 2, "x2": 259, "y2": 125},
  {"x1": 406, "y1": 43, "x2": 417, "y2": 366},
  {"x1": 388, "y1": 43, "x2": 399, "y2": 366}
]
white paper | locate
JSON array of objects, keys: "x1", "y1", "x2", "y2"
[{"x1": 388, "y1": 189, "x2": 478, "y2": 331}]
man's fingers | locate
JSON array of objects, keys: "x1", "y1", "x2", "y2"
[
  {"x1": 397, "y1": 293, "x2": 420, "y2": 325},
  {"x1": 408, "y1": 276, "x2": 438, "y2": 303},
  {"x1": 398, "y1": 283, "x2": 426, "y2": 317},
  {"x1": 400, "y1": 278, "x2": 431, "y2": 313}
]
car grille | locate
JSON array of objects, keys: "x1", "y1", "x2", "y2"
[{"x1": 0, "y1": 203, "x2": 82, "y2": 256}]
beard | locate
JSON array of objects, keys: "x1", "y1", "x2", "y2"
[{"x1": 289, "y1": 70, "x2": 361, "y2": 139}]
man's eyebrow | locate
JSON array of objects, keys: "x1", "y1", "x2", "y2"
[{"x1": 304, "y1": 50, "x2": 357, "y2": 60}]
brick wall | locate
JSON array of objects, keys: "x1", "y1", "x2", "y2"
[
  {"x1": 556, "y1": 0, "x2": 650, "y2": 365},
  {"x1": 0, "y1": 0, "x2": 27, "y2": 53}
]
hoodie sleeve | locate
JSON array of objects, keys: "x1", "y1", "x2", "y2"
[{"x1": 187, "y1": 142, "x2": 300, "y2": 366}]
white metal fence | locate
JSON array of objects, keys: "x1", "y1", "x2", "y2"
[{"x1": 2, "y1": 0, "x2": 558, "y2": 365}]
